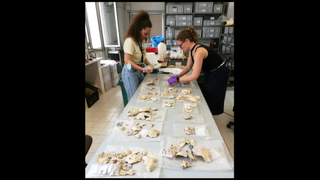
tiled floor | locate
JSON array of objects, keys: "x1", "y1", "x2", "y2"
[{"x1": 85, "y1": 85, "x2": 234, "y2": 163}]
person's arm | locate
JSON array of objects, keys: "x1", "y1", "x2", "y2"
[
  {"x1": 178, "y1": 48, "x2": 206, "y2": 82},
  {"x1": 123, "y1": 38, "x2": 151, "y2": 73},
  {"x1": 177, "y1": 55, "x2": 193, "y2": 77},
  {"x1": 124, "y1": 38, "x2": 143, "y2": 70},
  {"x1": 124, "y1": 53, "x2": 143, "y2": 71},
  {"x1": 144, "y1": 58, "x2": 154, "y2": 69},
  {"x1": 124, "y1": 52, "x2": 152, "y2": 73}
]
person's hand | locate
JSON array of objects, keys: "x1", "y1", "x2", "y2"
[
  {"x1": 143, "y1": 66, "x2": 153, "y2": 73},
  {"x1": 171, "y1": 75, "x2": 178, "y2": 79},
  {"x1": 147, "y1": 64, "x2": 154, "y2": 69},
  {"x1": 167, "y1": 76, "x2": 177, "y2": 84}
]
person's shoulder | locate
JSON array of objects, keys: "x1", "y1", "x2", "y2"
[
  {"x1": 124, "y1": 37, "x2": 133, "y2": 42},
  {"x1": 195, "y1": 44, "x2": 207, "y2": 52},
  {"x1": 195, "y1": 45, "x2": 208, "y2": 58},
  {"x1": 125, "y1": 37, "x2": 138, "y2": 45},
  {"x1": 124, "y1": 37, "x2": 134, "y2": 46}
]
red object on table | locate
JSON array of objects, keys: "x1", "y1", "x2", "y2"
[{"x1": 146, "y1": 47, "x2": 158, "y2": 53}]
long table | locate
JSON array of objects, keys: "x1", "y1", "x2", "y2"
[{"x1": 85, "y1": 73, "x2": 234, "y2": 178}]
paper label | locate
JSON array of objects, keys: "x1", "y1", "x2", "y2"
[
  {"x1": 182, "y1": 22, "x2": 186, "y2": 25},
  {"x1": 216, "y1": 7, "x2": 221, "y2": 10},
  {"x1": 202, "y1": 9, "x2": 206, "y2": 12},
  {"x1": 210, "y1": 17, "x2": 215, "y2": 20},
  {"x1": 182, "y1": 17, "x2": 186, "y2": 20},
  {"x1": 162, "y1": 148, "x2": 175, "y2": 158},
  {"x1": 195, "y1": 127, "x2": 205, "y2": 135},
  {"x1": 186, "y1": 8, "x2": 190, "y2": 10},
  {"x1": 96, "y1": 164, "x2": 113, "y2": 175},
  {"x1": 175, "y1": 62, "x2": 181, "y2": 66},
  {"x1": 173, "y1": 8, "x2": 177, "y2": 12},
  {"x1": 197, "y1": 20, "x2": 200, "y2": 23}
]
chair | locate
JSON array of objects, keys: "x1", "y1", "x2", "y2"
[
  {"x1": 226, "y1": 106, "x2": 234, "y2": 128},
  {"x1": 85, "y1": 135, "x2": 93, "y2": 168}
]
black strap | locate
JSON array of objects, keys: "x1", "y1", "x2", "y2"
[
  {"x1": 190, "y1": 43, "x2": 200, "y2": 63},
  {"x1": 190, "y1": 43, "x2": 198, "y2": 53}
]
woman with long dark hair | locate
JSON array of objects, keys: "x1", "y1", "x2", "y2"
[{"x1": 122, "y1": 10, "x2": 154, "y2": 100}]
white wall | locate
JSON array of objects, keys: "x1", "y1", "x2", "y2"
[
  {"x1": 116, "y1": 2, "x2": 130, "y2": 48},
  {"x1": 129, "y1": 2, "x2": 164, "y2": 11}
]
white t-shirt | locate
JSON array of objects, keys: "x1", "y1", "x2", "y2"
[{"x1": 123, "y1": 37, "x2": 146, "y2": 65}]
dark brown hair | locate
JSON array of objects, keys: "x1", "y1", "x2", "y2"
[
  {"x1": 124, "y1": 10, "x2": 152, "y2": 45},
  {"x1": 175, "y1": 26, "x2": 198, "y2": 43}
]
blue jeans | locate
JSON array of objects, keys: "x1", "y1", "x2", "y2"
[{"x1": 121, "y1": 66, "x2": 144, "y2": 101}]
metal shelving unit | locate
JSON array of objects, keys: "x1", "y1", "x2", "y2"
[
  {"x1": 164, "y1": 2, "x2": 229, "y2": 51},
  {"x1": 218, "y1": 25, "x2": 234, "y2": 82}
]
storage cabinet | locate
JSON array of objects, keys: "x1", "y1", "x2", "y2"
[
  {"x1": 218, "y1": 24, "x2": 234, "y2": 82},
  {"x1": 194, "y1": 17, "x2": 203, "y2": 26},
  {"x1": 194, "y1": 2, "x2": 214, "y2": 13},
  {"x1": 100, "y1": 60, "x2": 119, "y2": 92},
  {"x1": 213, "y1": 4, "x2": 223, "y2": 13},
  {"x1": 164, "y1": 2, "x2": 228, "y2": 51},
  {"x1": 166, "y1": 4, "x2": 184, "y2": 14}
]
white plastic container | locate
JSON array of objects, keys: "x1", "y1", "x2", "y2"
[
  {"x1": 104, "y1": 79, "x2": 112, "y2": 92},
  {"x1": 103, "y1": 72, "x2": 111, "y2": 82},
  {"x1": 101, "y1": 64, "x2": 110, "y2": 74},
  {"x1": 157, "y1": 41, "x2": 167, "y2": 56}
]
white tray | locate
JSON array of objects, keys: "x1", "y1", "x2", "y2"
[
  {"x1": 136, "y1": 95, "x2": 161, "y2": 103},
  {"x1": 159, "y1": 136, "x2": 234, "y2": 172},
  {"x1": 173, "y1": 124, "x2": 210, "y2": 137},
  {"x1": 175, "y1": 95, "x2": 201, "y2": 103},
  {"x1": 162, "y1": 87, "x2": 193, "y2": 95},
  {"x1": 162, "y1": 99, "x2": 175, "y2": 108},
  {"x1": 139, "y1": 90, "x2": 160, "y2": 97},
  {"x1": 140, "y1": 86, "x2": 160, "y2": 92},
  {"x1": 121, "y1": 106, "x2": 167, "y2": 122},
  {"x1": 142, "y1": 78, "x2": 160, "y2": 86},
  {"x1": 181, "y1": 102, "x2": 199, "y2": 113},
  {"x1": 174, "y1": 114, "x2": 205, "y2": 124},
  {"x1": 86, "y1": 145, "x2": 162, "y2": 178},
  {"x1": 108, "y1": 120, "x2": 163, "y2": 142}
]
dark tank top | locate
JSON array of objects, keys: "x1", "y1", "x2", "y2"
[{"x1": 190, "y1": 43, "x2": 224, "y2": 73}]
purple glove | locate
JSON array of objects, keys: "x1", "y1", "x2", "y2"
[{"x1": 168, "y1": 76, "x2": 177, "y2": 84}]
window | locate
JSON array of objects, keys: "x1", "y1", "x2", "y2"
[
  {"x1": 85, "y1": 24, "x2": 90, "y2": 49},
  {"x1": 99, "y1": 2, "x2": 120, "y2": 47},
  {"x1": 85, "y1": 2, "x2": 102, "y2": 49},
  {"x1": 85, "y1": 2, "x2": 120, "y2": 50}
]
